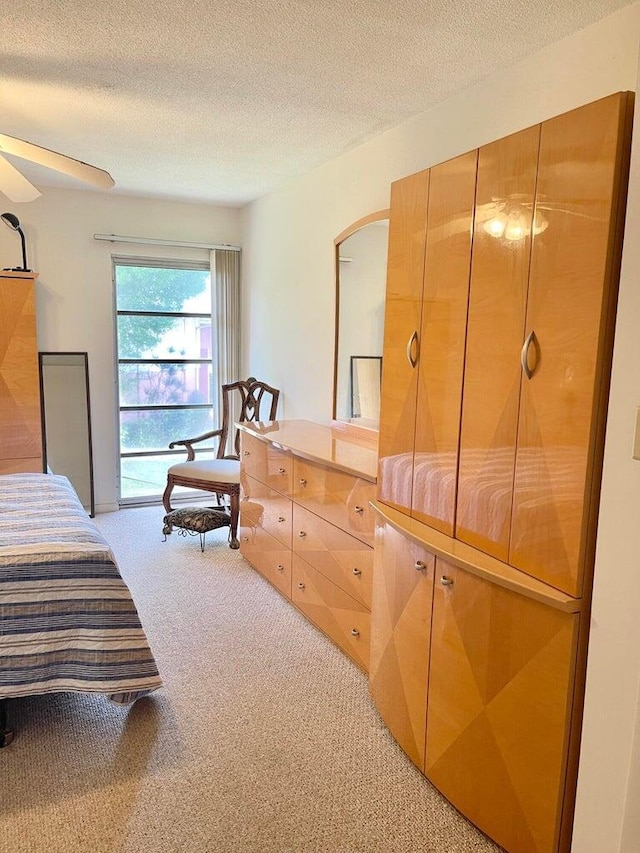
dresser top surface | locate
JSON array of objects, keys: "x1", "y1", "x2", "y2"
[{"x1": 237, "y1": 419, "x2": 378, "y2": 481}]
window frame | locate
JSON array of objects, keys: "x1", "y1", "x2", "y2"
[{"x1": 112, "y1": 255, "x2": 216, "y2": 506}]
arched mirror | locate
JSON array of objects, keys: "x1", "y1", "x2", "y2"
[{"x1": 333, "y1": 210, "x2": 389, "y2": 428}]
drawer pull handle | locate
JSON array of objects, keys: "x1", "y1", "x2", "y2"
[
  {"x1": 297, "y1": 582, "x2": 306, "y2": 590},
  {"x1": 352, "y1": 567, "x2": 362, "y2": 576},
  {"x1": 277, "y1": 516, "x2": 286, "y2": 523},
  {"x1": 278, "y1": 467, "x2": 286, "y2": 474},
  {"x1": 243, "y1": 450, "x2": 251, "y2": 456},
  {"x1": 350, "y1": 628, "x2": 360, "y2": 638},
  {"x1": 440, "y1": 575, "x2": 454, "y2": 587},
  {"x1": 354, "y1": 505, "x2": 364, "y2": 514},
  {"x1": 298, "y1": 530, "x2": 306, "y2": 538},
  {"x1": 276, "y1": 564, "x2": 284, "y2": 572},
  {"x1": 242, "y1": 536, "x2": 249, "y2": 541},
  {"x1": 299, "y1": 478, "x2": 307, "y2": 486},
  {"x1": 415, "y1": 560, "x2": 427, "y2": 572}
]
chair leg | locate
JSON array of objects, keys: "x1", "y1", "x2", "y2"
[
  {"x1": 229, "y1": 492, "x2": 240, "y2": 549},
  {"x1": 162, "y1": 477, "x2": 174, "y2": 513}
]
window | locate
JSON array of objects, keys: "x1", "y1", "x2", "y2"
[{"x1": 114, "y1": 258, "x2": 215, "y2": 503}]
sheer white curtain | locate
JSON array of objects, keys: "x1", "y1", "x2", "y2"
[{"x1": 210, "y1": 248, "x2": 241, "y2": 453}]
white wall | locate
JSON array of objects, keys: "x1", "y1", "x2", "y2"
[
  {"x1": 0, "y1": 191, "x2": 242, "y2": 511},
  {"x1": 242, "y1": 4, "x2": 640, "y2": 851}
]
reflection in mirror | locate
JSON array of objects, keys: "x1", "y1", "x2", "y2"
[
  {"x1": 334, "y1": 212, "x2": 389, "y2": 428},
  {"x1": 351, "y1": 356, "x2": 382, "y2": 420},
  {"x1": 39, "y1": 352, "x2": 95, "y2": 516}
]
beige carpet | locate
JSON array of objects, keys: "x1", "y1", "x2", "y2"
[{"x1": 1, "y1": 505, "x2": 502, "y2": 853}]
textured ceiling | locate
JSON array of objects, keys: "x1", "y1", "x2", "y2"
[{"x1": 0, "y1": 0, "x2": 633, "y2": 206}]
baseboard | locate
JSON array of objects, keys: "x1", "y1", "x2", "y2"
[{"x1": 95, "y1": 502, "x2": 120, "y2": 514}]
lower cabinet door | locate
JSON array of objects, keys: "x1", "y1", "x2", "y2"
[
  {"x1": 426, "y1": 560, "x2": 578, "y2": 853},
  {"x1": 292, "y1": 555, "x2": 370, "y2": 671},
  {"x1": 239, "y1": 522, "x2": 292, "y2": 600},
  {"x1": 368, "y1": 519, "x2": 434, "y2": 770}
]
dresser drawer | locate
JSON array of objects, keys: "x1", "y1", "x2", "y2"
[
  {"x1": 292, "y1": 504, "x2": 373, "y2": 608},
  {"x1": 292, "y1": 555, "x2": 370, "y2": 671},
  {"x1": 241, "y1": 432, "x2": 293, "y2": 496},
  {"x1": 240, "y1": 522, "x2": 292, "y2": 600},
  {"x1": 241, "y1": 473, "x2": 292, "y2": 548},
  {"x1": 293, "y1": 458, "x2": 376, "y2": 546}
]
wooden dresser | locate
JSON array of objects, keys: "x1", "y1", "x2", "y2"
[
  {"x1": 238, "y1": 419, "x2": 377, "y2": 671},
  {"x1": 0, "y1": 271, "x2": 42, "y2": 474}
]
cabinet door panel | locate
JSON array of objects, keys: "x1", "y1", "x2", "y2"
[
  {"x1": 412, "y1": 150, "x2": 476, "y2": 534},
  {"x1": 377, "y1": 170, "x2": 430, "y2": 514},
  {"x1": 369, "y1": 519, "x2": 434, "y2": 770},
  {"x1": 510, "y1": 92, "x2": 632, "y2": 596},
  {"x1": 456, "y1": 125, "x2": 540, "y2": 560},
  {"x1": 426, "y1": 561, "x2": 578, "y2": 853},
  {"x1": 0, "y1": 279, "x2": 42, "y2": 465}
]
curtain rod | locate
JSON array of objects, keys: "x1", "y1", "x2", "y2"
[{"x1": 93, "y1": 234, "x2": 241, "y2": 251}]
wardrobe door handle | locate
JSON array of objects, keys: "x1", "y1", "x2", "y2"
[
  {"x1": 415, "y1": 560, "x2": 427, "y2": 572},
  {"x1": 520, "y1": 330, "x2": 536, "y2": 380},
  {"x1": 350, "y1": 628, "x2": 360, "y2": 638},
  {"x1": 440, "y1": 575, "x2": 454, "y2": 587},
  {"x1": 406, "y1": 330, "x2": 419, "y2": 368},
  {"x1": 352, "y1": 567, "x2": 362, "y2": 576}
]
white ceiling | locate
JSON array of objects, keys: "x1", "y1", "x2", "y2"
[{"x1": 0, "y1": 0, "x2": 633, "y2": 207}]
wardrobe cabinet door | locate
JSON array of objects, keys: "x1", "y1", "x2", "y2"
[
  {"x1": 377, "y1": 169, "x2": 430, "y2": 515},
  {"x1": 509, "y1": 91, "x2": 633, "y2": 597},
  {"x1": 411, "y1": 150, "x2": 476, "y2": 535},
  {"x1": 0, "y1": 277, "x2": 42, "y2": 467},
  {"x1": 369, "y1": 519, "x2": 434, "y2": 770},
  {"x1": 425, "y1": 562, "x2": 578, "y2": 853},
  {"x1": 455, "y1": 125, "x2": 540, "y2": 560}
]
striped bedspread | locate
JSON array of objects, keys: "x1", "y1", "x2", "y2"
[{"x1": 0, "y1": 473, "x2": 162, "y2": 705}]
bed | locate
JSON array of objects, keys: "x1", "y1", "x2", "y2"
[{"x1": 0, "y1": 473, "x2": 162, "y2": 745}]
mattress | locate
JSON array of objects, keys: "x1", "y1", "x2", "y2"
[{"x1": 0, "y1": 473, "x2": 162, "y2": 704}]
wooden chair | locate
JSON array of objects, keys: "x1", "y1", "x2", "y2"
[{"x1": 162, "y1": 377, "x2": 280, "y2": 548}]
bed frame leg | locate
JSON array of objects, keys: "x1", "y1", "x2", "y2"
[{"x1": 0, "y1": 699, "x2": 14, "y2": 747}]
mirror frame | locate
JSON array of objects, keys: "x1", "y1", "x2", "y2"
[{"x1": 332, "y1": 209, "x2": 390, "y2": 424}]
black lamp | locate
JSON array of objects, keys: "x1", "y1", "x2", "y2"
[{"x1": 1, "y1": 212, "x2": 30, "y2": 271}]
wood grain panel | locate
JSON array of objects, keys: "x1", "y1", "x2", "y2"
[
  {"x1": 239, "y1": 521, "x2": 292, "y2": 600},
  {"x1": 377, "y1": 170, "x2": 430, "y2": 514},
  {"x1": 0, "y1": 275, "x2": 42, "y2": 465},
  {"x1": 0, "y1": 457, "x2": 43, "y2": 474},
  {"x1": 293, "y1": 457, "x2": 376, "y2": 546},
  {"x1": 455, "y1": 125, "x2": 540, "y2": 560},
  {"x1": 369, "y1": 518, "x2": 434, "y2": 770},
  {"x1": 292, "y1": 503, "x2": 373, "y2": 608},
  {"x1": 412, "y1": 150, "x2": 477, "y2": 534},
  {"x1": 426, "y1": 561, "x2": 578, "y2": 853},
  {"x1": 240, "y1": 431, "x2": 293, "y2": 496},
  {"x1": 240, "y1": 473, "x2": 292, "y2": 548},
  {"x1": 510, "y1": 91, "x2": 633, "y2": 597},
  {"x1": 292, "y1": 555, "x2": 370, "y2": 671}
]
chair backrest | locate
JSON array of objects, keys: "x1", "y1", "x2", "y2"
[{"x1": 218, "y1": 377, "x2": 280, "y2": 459}]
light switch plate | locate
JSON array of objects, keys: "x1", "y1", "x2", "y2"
[{"x1": 634, "y1": 408, "x2": 640, "y2": 460}]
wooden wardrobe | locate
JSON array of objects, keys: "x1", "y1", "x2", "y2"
[
  {"x1": 0, "y1": 271, "x2": 42, "y2": 474},
  {"x1": 370, "y1": 92, "x2": 634, "y2": 853}
]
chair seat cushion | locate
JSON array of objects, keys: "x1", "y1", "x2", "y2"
[
  {"x1": 163, "y1": 506, "x2": 231, "y2": 536},
  {"x1": 167, "y1": 458, "x2": 240, "y2": 484}
]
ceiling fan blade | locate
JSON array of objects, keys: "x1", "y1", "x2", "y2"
[
  {"x1": 0, "y1": 133, "x2": 114, "y2": 190},
  {"x1": 0, "y1": 153, "x2": 42, "y2": 202}
]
